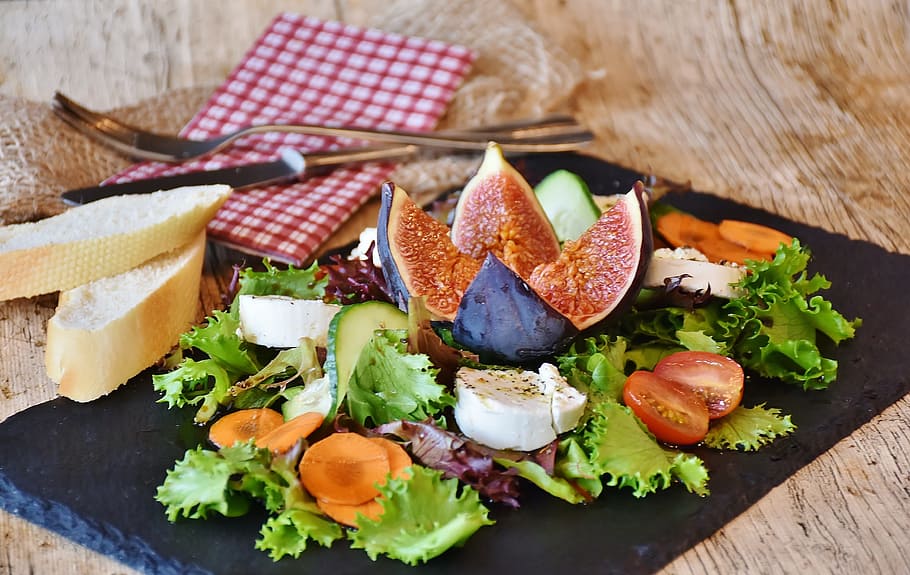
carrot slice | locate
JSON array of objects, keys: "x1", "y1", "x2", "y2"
[
  {"x1": 655, "y1": 211, "x2": 720, "y2": 249},
  {"x1": 695, "y1": 235, "x2": 772, "y2": 265},
  {"x1": 656, "y1": 211, "x2": 775, "y2": 264},
  {"x1": 298, "y1": 432, "x2": 390, "y2": 505},
  {"x1": 208, "y1": 408, "x2": 284, "y2": 449},
  {"x1": 317, "y1": 498, "x2": 384, "y2": 528},
  {"x1": 256, "y1": 412, "x2": 325, "y2": 455},
  {"x1": 718, "y1": 219, "x2": 792, "y2": 255},
  {"x1": 368, "y1": 437, "x2": 413, "y2": 482}
]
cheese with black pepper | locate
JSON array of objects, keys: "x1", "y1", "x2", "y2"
[{"x1": 453, "y1": 363, "x2": 587, "y2": 451}]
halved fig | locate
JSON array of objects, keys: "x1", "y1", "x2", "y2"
[
  {"x1": 450, "y1": 142, "x2": 561, "y2": 279},
  {"x1": 376, "y1": 182, "x2": 481, "y2": 320},
  {"x1": 528, "y1": 182, "x2": 653, "y2": 331},
  {"x1": 452, "y1": 253, "x2": 578, "y2": 364}
]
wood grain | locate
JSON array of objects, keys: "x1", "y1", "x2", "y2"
[{"x1": 1, "y1": 1, "x2": 909, "y2": 574}]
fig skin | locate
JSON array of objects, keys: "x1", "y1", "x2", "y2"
[{"x1": 452, "y1": 253, "x2": 578, "y2": 365}]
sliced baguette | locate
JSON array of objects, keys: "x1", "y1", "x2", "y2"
[
  {"x1": 46, "y1": 231, "x2": 207, "y2": 402},
  {"x1": 0, "y1": 184, "x2": 231, "y2": 301}
]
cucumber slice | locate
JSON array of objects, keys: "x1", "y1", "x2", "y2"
[
  {"x1": 323, "y1": 300, "x2": 408, "y2": 420},
  {"x1": 534, "y1": 169, "x2": 601, "y2": 242}
]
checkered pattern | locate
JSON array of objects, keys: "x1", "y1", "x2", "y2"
[{"x1": 106, "y1": 13, "x2": 474, "y2": 264}]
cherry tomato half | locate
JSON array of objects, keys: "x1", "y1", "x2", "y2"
[
  {"x1": 622, "y1": 370, "x2": 709, "y2": 445},
  {"x1": 654, "y1": 351, "x2": 744, "y2": 419}
]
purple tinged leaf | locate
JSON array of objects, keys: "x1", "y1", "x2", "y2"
[{"x1": 372, "y1": 419, "x2": 523, "y2": 508}]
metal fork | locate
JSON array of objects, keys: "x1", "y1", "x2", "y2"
[{"x1": 52, "y1": 91, "x2": 593, "y2": 162}]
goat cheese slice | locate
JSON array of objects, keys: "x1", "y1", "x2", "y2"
[
  {"x1": 454, "y1": 363, "x2": 587, "y2": 451},
  {"x1": 238, "y1": 295, "x2": 341, "y2": 348},
  {"x1": 643, "y1": 247, "x2": 746, "y2": 299}
]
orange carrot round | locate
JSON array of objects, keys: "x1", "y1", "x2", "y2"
[
  {"x1": 317, "y1": 498, "x2": 384, "y2": 527},
  {"x1": 368, "y1": 437, "x2": 413, "y2": 483},
  {"x1": 656, "y1": 211, "x2": 775, "y2": 264},
  {"x1": 695, "y1": 235, "x2": 772, "y2": 265},
  {"x1": 298, "y1": 432, "x2": 390, "y2": 505},
  {"x1": 256, "y1": 412, "x2": 324, "y2": 454},
  {"x1": 208, "y1": 408, "x2": 284, "y2": 449},
  {"x1": 718, "y1": 219, "x2": 792, "y2": 255},
  {"x1": 655, "y1": 211, "x2": 719, "y2": 249}
]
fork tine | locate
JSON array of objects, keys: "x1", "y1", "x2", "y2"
[
  {"x1": 52, "y1": 91, "x2": 594, "y2": 162},
  {"x1": 53, "y1": 92, "x2": 141, "y2": 146}
]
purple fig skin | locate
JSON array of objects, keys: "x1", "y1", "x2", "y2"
[
  {"x1": 452, "y1": 252, "x2": 579, "y2": 365},
  {"x1": 376, "y1": 181, "x2": 411, "y2": 313}
]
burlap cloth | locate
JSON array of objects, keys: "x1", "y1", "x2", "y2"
[{"x1": 0, "y1": 0, "x2": 584, "y2": 227}]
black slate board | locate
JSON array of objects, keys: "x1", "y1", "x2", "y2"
[{"x1": 2, "y1": 153, "x2": 908, "y2": 575}]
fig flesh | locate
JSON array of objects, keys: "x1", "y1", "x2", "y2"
[
  {"x1": 528, "y1": 182, "x2": 653, "y2": 331},
  {"x1": 376, "y1": 182, "x2": 480, "y2": 320},
  {"x1": 450, "y1": 142, "x2": 561, "y2": 279},
  {"x1": 452, "y1": 253, "x2": 579, "y2": 365}
]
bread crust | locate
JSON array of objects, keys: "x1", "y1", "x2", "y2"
[
  {"x1": 0, "y1": 185, "x2": 230, "y2": 301},
  {"x1": 47, "y1": 231, "x2": 207, "y2": 402}
]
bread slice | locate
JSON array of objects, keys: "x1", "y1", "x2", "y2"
[
  {"x1": 46, "y1": 231, "x2": 206, "y2": 402},
  {"x1": 0, "y1": 184, "x2": 231, "y2": 301}
]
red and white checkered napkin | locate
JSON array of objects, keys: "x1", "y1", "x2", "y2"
[{"x1": 106, "y1": 13, "x2": 475, "y2": 264}]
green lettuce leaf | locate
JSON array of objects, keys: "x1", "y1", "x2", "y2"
[
  {"x1": 179, "y1": 310, "x2": 261, "y2": 376},
  {"x1": 231, "y1": 339, "x2": 322, "y2": 393},
  {"x1": 722, "y1": 239, "x2": 861, "y2": 389},
  {"x1": 554, "y1": 437, "x2": 603, "y2": 499},
  {"x1": 493, "y1": 457, "x2": 588, "y2": 504},
  {"x1": 156, "y1": 441, "x2": 341, "y2": 560},
  {"x1": 236, "y1": 259, "x2": 327, "y2": 302},
  {"x1": 704, "y1": 404, "x2": 797, "y2": 451},
  {"x1": 156, "y1": 442, "x2": 321, "y2": 521},
  {"x1": 347, "y1": 329, "x2": 454, "y2": 426},
  {"x1": 155, "y1": 444, "x2": 253, "y2": 521},
  {"x1": 557, "y1": 335, "x2": 632, "y2": 404},
  {"x1": 256, "y1": 509, "x2": 342, "y2": 561},
  {"x1": 152, "y1": 358, "x2": 232, "y2": 423},
  {"x1": 349, "y1": 466, "x2": 494, "y2": 566},
  {"x1": 582, "y1": 401, "x2": 710, "y2": 497}
]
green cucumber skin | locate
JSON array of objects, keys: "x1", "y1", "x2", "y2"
[
  {"x1": 323, "y1": 300, "x2": 408, "y2": 420},
  {"x1": 534, "y1": 169, "x2": 601, "y2": 242}
]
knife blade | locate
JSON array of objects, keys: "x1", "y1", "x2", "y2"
[{"x1": 61, "y1": 146, "x2": 424, "y2": 206}]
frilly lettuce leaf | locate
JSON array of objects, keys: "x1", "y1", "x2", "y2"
[
  {"x1": 156, "y1": 442, "x2": 319, "y2": 520},
  {"x1": 154, "y1": 338, "x2": 320, "y2": 423},
  {"x1": 582, "y1": 401, "x2": 710, "y2": 497},
  {"x1": 235, "y1": 259, "x2": 327, "y2": 302},
  {"x1": 347, "y1": 329, "x2": 454, "y2": 426},
  {"x1": 257, "y1": 509, "x2": 342, "y2": 561},
  {"x1": 155, "y1": 445, "x2": 252, "y2": 522},
  {"x1": 557, "y1": 334, "x2": 631, "y2": 404},
  {"x1": 156, "y1": 441, "x2": 341, "y2": 559},
  {"x1": 585, "y1": 239, "x2": 859, "y2": 390},
  {"x1": 348, "y1": 465, "x2": 494, "y2": 566},
  {"x1": 152, "y1": 358, "x2": 232, "y2": 423},
  {"x1": 722, "y1": 239, "x2": 861, "y2": 389},
  {"x1": 179, "y1": 309, "x2": 261, "y2": 375},
  {"x1": 704, "y1": 404, "x2": 797, "y2": 451}
]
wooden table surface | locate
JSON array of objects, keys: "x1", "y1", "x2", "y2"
[{"x1": 2, "y1": 1, "x2": 909, "y2": 573}]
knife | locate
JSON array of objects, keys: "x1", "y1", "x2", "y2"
[{"x1": 61, "y1": 145, "x2": 423, "y2": 206}]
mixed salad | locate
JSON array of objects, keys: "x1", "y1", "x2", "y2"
[{"x1": 151, "y1": 170, "x2": 860, "y2": 566}]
